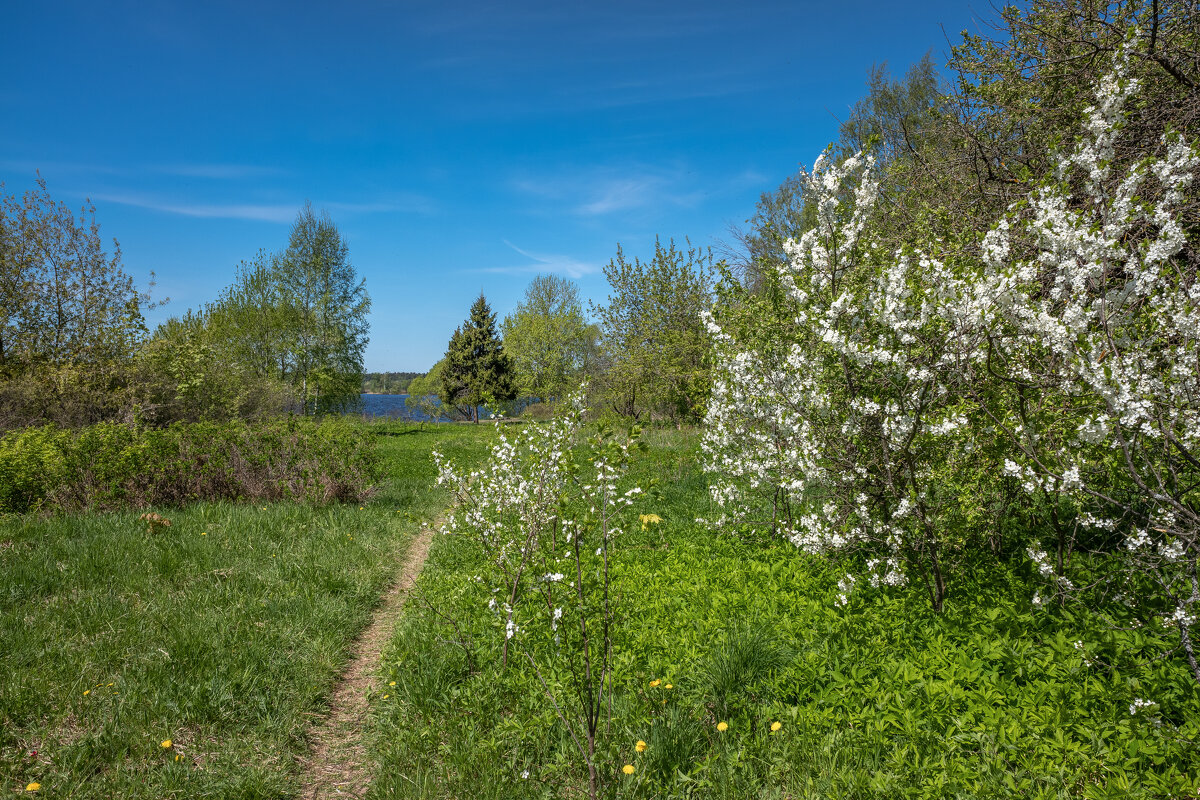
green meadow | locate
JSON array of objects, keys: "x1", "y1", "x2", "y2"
[
  {"x1": 2, "y1": 422, "x2": 1199, "y2": 798},
  {"x1": 0, "y1": 422, "x2": 494, "y2": 798},
  {"x1": 367, "y1": 426, "x2": 1200, "y2": 800}
]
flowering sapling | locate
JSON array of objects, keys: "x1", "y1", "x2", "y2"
[{"x1": 435, "y1": 388, "x2": 644, "y2": 799}]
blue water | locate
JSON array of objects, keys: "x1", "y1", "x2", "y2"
[
  {"x1": 359, "y1": 393, "x2": 440, "y2": 421},
  {"x1": 358, "y1": 394, "x2": 535, "y2": 421}
]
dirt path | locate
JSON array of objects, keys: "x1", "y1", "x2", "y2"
[{"x1": 297, "y1": 520, "x2": 437, "y2": 799}]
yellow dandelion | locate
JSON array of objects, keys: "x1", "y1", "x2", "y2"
[
  {"x1": 770, "y1": 721, "x2": 782, "y2": 733},
  {"x1": 635, "y1": 740, "x2": 647, "y2": 753},
  {"x1": 161, "y1": 739, "x2": 173, "y2": 749},
  {"x1": 622, "y1": 764, "x2": 635, "y2": 775},
  {"x1": 83, "y1": 690, "x2": 90, "y2": 696},
  {"x1": 174, "y1": 755, "x2": 181, "y2": 762},
  {"x1": 25, "y1": 783, "x2": 40, "y2": 792},
  {"x1": 201, "y1": 532, "x2": 207, "y2": 536},
  {"x1": 648, "y1": 679, "x2": 660, "y2": 688},
  {"x1": 382, "y1": 694, "x2": 390, "y2": 699},
  {"x1": 717, "y1": 721, "x2": 728, "y2": 732},
  {"x1": 665, "y1": 684, "x2": 673, "y2": 690},
  {"x1": 389, "y1": 681, "x2": 396, "y2": 686}
]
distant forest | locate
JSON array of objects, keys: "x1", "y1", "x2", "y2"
[{"x1": 361, "y1": 371, "x2": 424, "y2": 394}]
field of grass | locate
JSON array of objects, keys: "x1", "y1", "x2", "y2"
[
  {"x1": 366, "y1": 426, "x2": 1200, "y2": 800},
  {"x1": 0, "y1": 421, "x2": 496, "y2": 798},
  {"x1": 4, "y1": 420, "x2": 1198, "y2": 798}
]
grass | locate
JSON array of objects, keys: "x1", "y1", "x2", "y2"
[
  {"x1": 0, "y1": 420, "x2": 497, "y2": 798},
  {"x1": 364, "y1": 424, "x2": 1200, "y2": 800},
  {"x1": 4, "y1": 420, "x2": 1199, "y2": 797}
]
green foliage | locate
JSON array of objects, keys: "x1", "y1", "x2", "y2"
[
  {"x1": 278, "y1": 203, "x2": 371, "y2": 414},
  {"x1": 142, "y1": 205, "x2": 371, "y2": 422},
  {"x1": 0, "y1": 416, "x2": 379, "y2": 513},
  {"x1": 406, "y1": 358, "x2": 456, "y2": 422},
  {"x1": 366, "y1": 428, "x2": 1200, "y2": 799},
  {"x1": 0, "y1": 178, "x2": 159, "y2": 430},
  {"x1": 362, "y1": 371, "x2": 423, "y2": 394},
  {"x1": 591, "y1": 238, "x2": 716, "y2": 423},
  {"x1": 501, "y1": 274, "x2": 593, "y2": 404},
  {"x1": 442, "y1": 295, "x2": 516, "y2": 422}
]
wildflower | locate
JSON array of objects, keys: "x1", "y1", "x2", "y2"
[
  {"x1": 174, "y1": 755, "x2": 181, "y2": 762},
  {"x1": 161, "y1": 740, "x2": 172, "y2": 749},
  {"x1": 770, "y1": 721, "x2": 782, "y2": 733},
  {"x1": 716, "y1": 721, "x2": 728, "y2": 732},
  {"x1": 622, "y1": 764, "x2": 635, "y2": 775},
  {"x1": 382, "y1": 694, "x2": 390, "y2": 700},
  {"x1": 649, "y1": 679, "x2": 660, "y2": 688},
  {"x1": 83, "y1": 690, "x2": 90, "y2": 696},
  {"x1": 635, "y1": 740, "x2": 647, "y2": 752},
  {"x1": 520, "y1": 770, "x2": 530, "y2": 779},
  {"x1": 1130, "y1": 698, "x2": 1157, "y2": 715},
  {"x1": 25, "y1": 783, "x2": 40, "y2": 792},
  {"x1": 665, "y1": 683, "x2": 673, "y2": 690},
  {"x1": 389, "y1": 681, "x2": 396, "y2": 686}
]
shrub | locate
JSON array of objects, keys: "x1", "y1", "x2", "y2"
[{"x1": 0, "y1": 417, "x2": 378, "y2": 513}]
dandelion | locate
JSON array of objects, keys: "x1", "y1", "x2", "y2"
[
  {"x1": 382, "y1": 694, "x2": 390, "y2": 700},
  {"x1": 174, "y1": 755, "x2": 181, "y2": 762},
  {"x1": 83, "y1": 690, "x2": 90, "y2": 696},
  {"x1": 649, "y1": 679, "x2": 661, "y2": 688},
  {"x1": 25, "y1": 783, "x2": 40, "y2": 792},
  {"x1": 717, "y1": 721, "x2": 728, "y2": 732},
  {"x1": 161, "y1": 740, "x2": 172, "y2": 749},
  {"x1": 622, "y1": 764, "x2": 635, "y2": 775},
  {"x1": 665, "y1": 683, "x2": 673, "y2": 690},
  {"x1": 389, "y1": 681, "x2": 396, "y2": 686},
  {"x1": 770, "y1": 721, "x2": 782, "y2": 733},
  {"x1": 635, "y1": 740, "x2": 647, "y2": 752}
]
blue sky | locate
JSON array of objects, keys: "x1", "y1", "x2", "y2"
[{"x1": 2, "y1": 0, "x2": 988, "y2": 371}]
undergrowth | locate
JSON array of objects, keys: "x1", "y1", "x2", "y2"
[{"x1": 368, "y1": 425, "x2": 1200, "y2": 799}]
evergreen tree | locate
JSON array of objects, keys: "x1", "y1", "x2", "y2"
[{"x1": 441, "y1": 295, "x2": 516, "y2": 422}]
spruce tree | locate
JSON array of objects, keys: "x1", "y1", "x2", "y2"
[{"x1": 441, "y1": 294, "x2": 516, "y2": 422}]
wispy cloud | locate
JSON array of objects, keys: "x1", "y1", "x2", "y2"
[
  {"x1": 513, "y1": 165, "x2": 704, "y2": 218},
  {"x1": 93, "y1": 193, "x2": 297, "y2": 222},
  {"x1": 472, "y1": 240, "x2": 600, "y2": 279},
  {"x1": 91, "y1": 192, "x2": 436, "y2": 222}
]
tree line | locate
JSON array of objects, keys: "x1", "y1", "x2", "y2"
[{"x1": 0, "y1": 192, "x2": 369, "y2": 429}]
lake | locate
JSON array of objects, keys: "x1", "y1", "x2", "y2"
[
  {"x1": 358, "y1": 393, "x2": 439, "y2": 421},
  {"x1": 358, "y1": 394, "x2": 534, "y2": 421}
]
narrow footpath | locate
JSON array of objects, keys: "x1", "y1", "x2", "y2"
[{"x1": 297, "y1": 520, "x2": 437, "y2": 799}]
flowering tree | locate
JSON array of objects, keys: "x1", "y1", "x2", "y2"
[
  {"x1": 964, "y1": 41, "x2": 1200, "y2": 681},
  {"x1": 434, "y1": 392, "x2": 643, "y2": 797},
  {"x1": 702, "y1": 36, "x2": 1200, "y2": 679},
  {"x1": 703, "y1": 152, "x2": 992, "y2": 611}
]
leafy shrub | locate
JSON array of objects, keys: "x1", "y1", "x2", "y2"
[{"x1": 0, "y1": 416, "x2": 378, "y2": 513}]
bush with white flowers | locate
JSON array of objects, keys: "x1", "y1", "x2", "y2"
[{"x1": 703, "y1": 36, "x2": 1200, "y2": 679}]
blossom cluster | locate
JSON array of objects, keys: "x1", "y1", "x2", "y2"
[{"x1": 701, "y1": 32, "x2": 1200, "y2": 663}]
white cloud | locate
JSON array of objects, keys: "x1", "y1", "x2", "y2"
[
  {"x1": 92, "y1": 193, "x2": 297, "y2": 223},
  {"x1": 474, "y1": 240, "x2": 599, "y2": 279}
]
